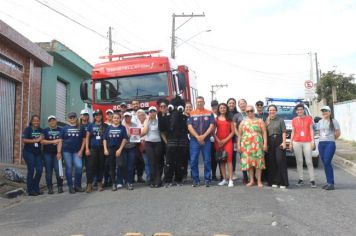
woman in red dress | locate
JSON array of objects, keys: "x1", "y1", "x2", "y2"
[{"x1": 214, "y1": 103, "x2": 235, "y2": 187}]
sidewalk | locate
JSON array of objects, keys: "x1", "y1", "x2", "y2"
[{"x1": 334, "y1": 139, "x2": 356, "y2": 176}]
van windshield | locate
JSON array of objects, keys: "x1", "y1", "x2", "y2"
[
  {"x1": 264, "y1": 105, "x2": 310, "y2": 120},
  {"x1": 94, "y1": 72, "x2": 169, "y2": 103}
]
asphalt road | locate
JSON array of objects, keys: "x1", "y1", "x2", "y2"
[{"x1": 0, "y1": 159, "x2": 355, "y2": 236}]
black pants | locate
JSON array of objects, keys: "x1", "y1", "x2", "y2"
[
  {"x1": 86, "y1": 147, "x2": 105, "y2": 184},
  {"x1": 267, "y1": 135, "x2": 289, "y2": 186},
  {"x1": 108, "y1": 147, "x2": 126, "y2": 185},
  {"x1": 164, "y1": 139, "x2": 188, "y2": 183},
  {"x1": 145, "y1": 141, "x2": 163, "y2": 186},
  {"x1": 160, "y1": 141, "x2": 166, "y2": 178},
  {"x1": 211, "y1": 142, "x2": 218, "y2": 177},
  {"x1": 134, "y1": 144, "x2": 145, "y2": 180},
  {"x1": 183, "y1": 141, "x2": 190, "y2": 178}
]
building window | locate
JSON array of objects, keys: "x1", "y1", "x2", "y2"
[
  {"x1": 56, "y1": 79, "x2": 67, "y2": 122},
  {"x1": 0, "y1": 53, "x2": 23, "y2": 71}
]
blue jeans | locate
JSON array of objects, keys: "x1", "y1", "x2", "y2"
[
  {"x1": 23, "y1": 150, "x2": 43, "y2": 193},
  {"x1": 63, "y1": 152, "x2": 82, "y2": 188},
  {"x1": 190, "y1": 138, "x2": 211, "y2": 183},
  {"x1": 117, "y1": 147, "x2": 136, "y2": 184},
  {"x1": 44, "y1": 153, "x2": 63, "y2": 188},
  {"x1": 318, "y1": 141, "x2": 336, "y2": 185},
  {"x1": 143, "y1": 152, "x2": 151, "y2": 182}
]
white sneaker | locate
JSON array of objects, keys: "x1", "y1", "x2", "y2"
[
  {"x1": 116, "y1": 184, "x2": 123, "y2": 189},
  {"x1": 232, "y1": 173, "x2": 238, "y2": 180},
  {"x1": 228, "y1": 180, "x2": 234, "y2": 188},
  {"x1": 218, "y1": 179, "x2": 228, "y2": 186},
  {"x1": 272, "y1": 184, "x2": 278, "y2": 188},
  {"x1": 279, "y1": 186, "x2": 286, "y2": 189}
]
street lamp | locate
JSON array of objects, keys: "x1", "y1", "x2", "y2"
[{"x1": 175, "y1": 29, "x2": 212, "y2": 49}]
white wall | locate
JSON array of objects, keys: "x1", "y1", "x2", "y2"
[{"x1": 334, "y1": 100, "x2": 356, "y2": 141}]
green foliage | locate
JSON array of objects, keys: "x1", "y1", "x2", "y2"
[{"x1": 316, "y1": 71, "x2": 356, "y2": 105}]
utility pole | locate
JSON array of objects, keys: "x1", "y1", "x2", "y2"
[
  {"x1": 108, "y1": 26, "x2": 113, "y2": 61},
  {"x1": 315, "y1": 52, "x2": 320, "y2": 83},
  {"x1": 171, "y1": 13, "x2": 205, "y2": 59},
  {"x1": 210, "y1": 84, "x2": 228, "y2": 101}
]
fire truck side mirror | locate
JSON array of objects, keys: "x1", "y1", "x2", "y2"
[
  {"x1": 80, "y1": 80, "x2": 92, "y2": 103},
  {"x1": 177, "y1": 72, "x2": 186, "y2": 90}
]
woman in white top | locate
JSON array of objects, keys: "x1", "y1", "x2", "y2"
[
  {"x1": 137, "y1": 109, "x2": 151, "y2": 184},
  {"x1": 317, "y1": 106, "x2": 341, "y2": 190},
  {"x1": 141, "y1": 106, "x2": 163, "y2": 187}
]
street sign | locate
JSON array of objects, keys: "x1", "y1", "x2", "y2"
[{"x1": 304, "y1": 80, "x2": 315, "y2": 99}]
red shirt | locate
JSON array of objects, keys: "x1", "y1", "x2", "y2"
[{"x1": 292, "y1": 116, "x2": 313, "y2": 142}]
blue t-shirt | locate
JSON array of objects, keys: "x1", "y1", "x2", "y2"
[
  {"x1": 22, "y1": 126, "x2": 43, "y2": 154},
  {"x1": 43, "y1": 127, "x2": 62, "y2": 154},
  {"x1": 87, "y1": 122, "x2": 108, "y2": 150},
  {"x1": 60, "y1": 125, "x2": 86, "y2": 153},
  {"x1": 187, "y1": 109, "x2": 215, "y2": 141},
  {"x1": 81, "y1": 123, "x2": 89, "y2": 132},
  {"x1": 103, "y1": 124, "x2": 129, "y2": 148}
]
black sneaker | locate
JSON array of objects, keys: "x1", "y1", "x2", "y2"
[
  {"x1": 324, "y1": 184, "x2": 335, "y2": 190},
  {"x1": 74, "y1": 186, "x2": 85, "y2": 192},
  {"x1": 296, "y1": 179, "x2": 304, "y2": 187},
  {"x1": 127, "y1": 184, "x2": 134, "y2": 190},
  {"x1": 58, "y1": 186, "x2": 64, "y2": 194},
  {"x1": 137, "y1": 177, "x2": 145, "y2": 183},
  {"x1": 112, "y1": 184, "x2": 117, "y2": 191},
  {"x1": 48, "y1": 187, "x2": 54, "y2": 195},
  {"x1": 28, "y1": 192, "x2": 38, "y2": 196},
  {"x1": 310, "y1": 181, "x2": 317, "y2": 188},
  {"x1": 69, "y1": 187, "x2": 76, "y2": 194}
]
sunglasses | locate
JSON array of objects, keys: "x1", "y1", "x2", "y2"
[
  {"x1": 69, "y1": 116, "x2": 77, "y2": 119},
  {"x1": 246, "y1": 110, "x2": 254, "y2": 113},
  {"x1": 321, "y1": 109, "x2": 330, "y2": 112}
]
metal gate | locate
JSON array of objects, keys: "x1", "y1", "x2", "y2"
[
  {"x1": 56, "y1": 80, "x2": 67, "y2": 123},
  {"x1": 0, "y1": 76, "x2": 16, "y2": 163}
]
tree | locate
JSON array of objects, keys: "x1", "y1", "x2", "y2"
[{"x1": 316, "y1": 71, "x2": 356, "y2": 106}]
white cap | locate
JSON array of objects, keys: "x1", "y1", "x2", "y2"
[
  {"x1": 47, "y1": 115, "x2": 56, "y2": 121},
  {"x1": 148, "y1": 106, "x2": 157, "y2": 112},
  {"x1": 123, "y1": 112, "x2": 132, "y2": 117},
  {"x1": 106, "y1": 109, "x2": 114, "y2": 114},
  {"x1": 80, "y1": 109, "x2": 89, "y2": 115},
  {"x1": 321, "y1": 106, "x2": 331, "y2": 112}
]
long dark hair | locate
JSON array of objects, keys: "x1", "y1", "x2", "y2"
[
  {"x1": 328, "y1": 113, "x2": 335, "y2": 131},
  {"x1": 217, "y1": 103, "x2": 232, "y2": 121},
  {"x1": 29, "y1": 115, "x2": 40, "y2": 127},
  {"x1": 226, "y1": 98, "x2": 238, "y2": 114}
]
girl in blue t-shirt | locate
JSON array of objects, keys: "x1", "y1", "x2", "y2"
[
  {"x1": 58, "y1": 112, "x2": 86, "y2": 194},
  {"x1": 41, "y1": 115, "x2": 63, "y2": 194},
  {"x1": 103, "y1": 113, "x2": 128, "y2": 191},
  {"x1": 85, "y1": 109, "x2": 108, "y2": 193},
  {"x1": 22, "y1": 115, "x2": 44, "y2": 196}
]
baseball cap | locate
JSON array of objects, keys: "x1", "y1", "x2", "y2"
[
  {"x1": 148, "y1": 106, "x2": 157, "y2": 112},
  {"x1": 211, "y1": 100, "x2": 219, "y2": 107},
  {"x1": 80, "y1": 109, "x2": 89, "y2": 115},
  {"x1": 256, "y1": 100, "x2": 264, "y2": 106},
  {"x1": 47, "y1": 115, "x2": 56, "y2": 121},
  {"x1": 93, "y1": 109, "x2": 102, "y2": 116},
  {"x1": 68, "y1": 112, "x2": 77, "y2": 118},
  {"x1": 106, "y1": 109, "x2": 114, "y2": 114},
  {"x1": 123, "y1": 112, "x2": 132, "y2": 117},
  {"x1": 321, "y1": 106, "x2": 331, "y2": 112},
  {"x1": 120, "y1": 102, "x2": 127, "y2": 107}
]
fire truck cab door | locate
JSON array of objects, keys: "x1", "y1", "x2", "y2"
[{"x1": 80, "y1": 79, "x2": 93, "y2": 104}]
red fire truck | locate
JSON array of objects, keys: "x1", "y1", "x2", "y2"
[{"x1": 80, "y1": 50, "x2": 198, "y2": 118}]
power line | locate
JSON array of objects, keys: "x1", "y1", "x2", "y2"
[
  {"x1": 32, "y1": 0, "x2": 134, "y2": 52},
  {"x1": 181, "y1": 40, "x2": 309, "y2": 76},
  {"x1": 189, "y1": 40, "x2": 309, "y2": 56}
]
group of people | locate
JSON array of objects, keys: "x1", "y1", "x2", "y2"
[{"x1": 21, "y1": 96, "x2": 340, "y2": 196}]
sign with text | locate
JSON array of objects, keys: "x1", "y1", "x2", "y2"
[{"x1": 304, "y1": 80, "x2": 315, "y2": 99}]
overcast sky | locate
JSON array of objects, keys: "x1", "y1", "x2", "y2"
[{"x1": 1, "y1": 0, "x2": 355, "y2": 105}]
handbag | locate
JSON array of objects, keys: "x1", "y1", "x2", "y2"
[{"x1": 215, "y1": 148, "x2": 228, "y2": 162}]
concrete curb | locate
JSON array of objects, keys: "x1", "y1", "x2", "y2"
[{"x1": 333, "y1": 155, "x2": 356, "y2": 176}]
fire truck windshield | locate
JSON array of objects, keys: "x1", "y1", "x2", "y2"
[{"x1": 94, "y1": 72, "x2": 169, "y2": 103}]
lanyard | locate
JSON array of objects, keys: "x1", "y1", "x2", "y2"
[{"x1": 297, "y1": 116, "x2": 305, "y2": 130}]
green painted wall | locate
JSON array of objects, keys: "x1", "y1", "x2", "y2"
[{"x1": 40, "y1": 41, "x2": 92, "y2": 128}]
